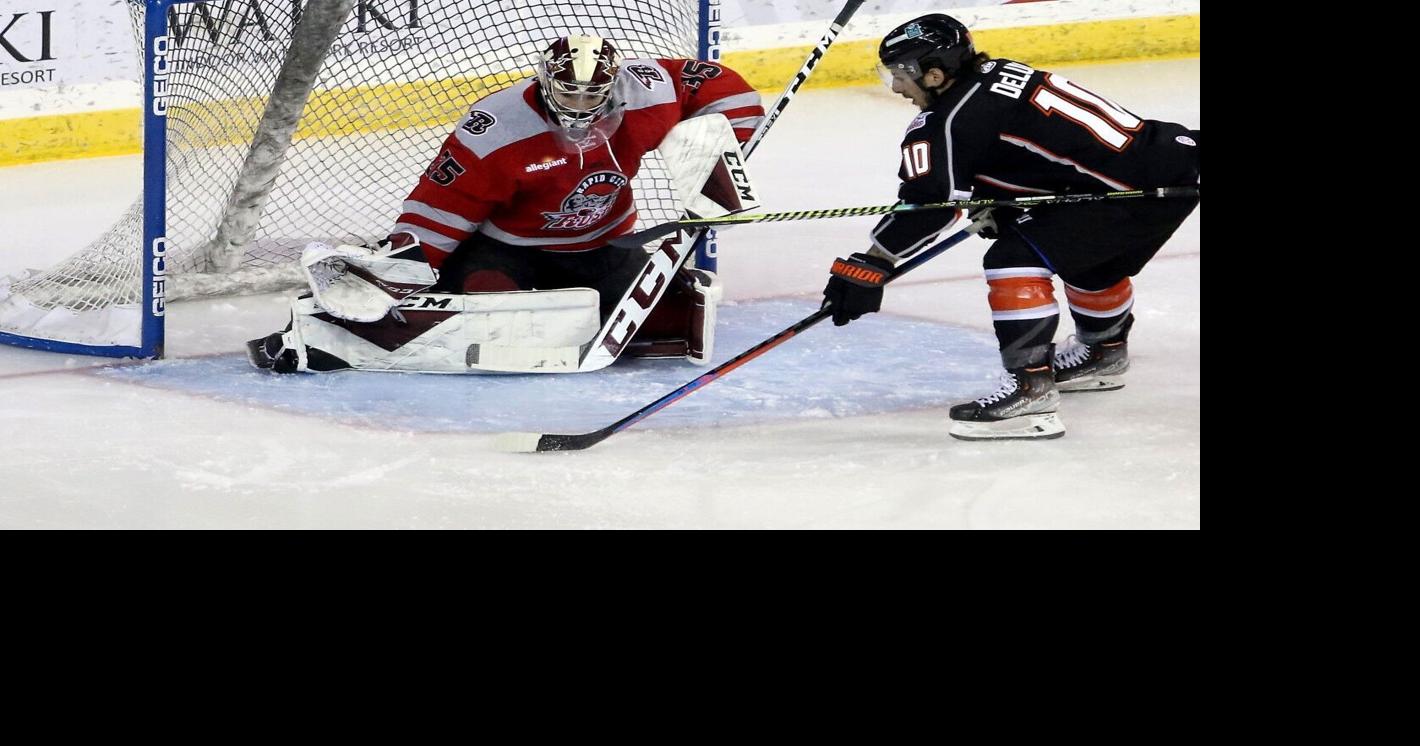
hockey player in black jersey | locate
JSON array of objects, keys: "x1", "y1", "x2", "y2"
[{"x1": 821, "y1": 13, "x2": 1200, "y2": 441}]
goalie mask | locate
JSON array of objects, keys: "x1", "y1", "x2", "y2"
[{"x1": 537, "y1": 35, "x2": 625, "y2": 152}]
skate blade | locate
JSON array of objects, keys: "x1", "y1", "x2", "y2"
[
  {"x1": 1057, "y1": 376, "x2": 1124, "y2": 393},
  {"x1": 950, "y1": 412, "x2": 1065, "y2": 441}
]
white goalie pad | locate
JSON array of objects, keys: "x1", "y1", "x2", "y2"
[
  {"x1": 660, "y1": 114, "x2": 760, "y2": 219},
  {"x1": 301, "y1": 239, "x2": 438, "y2": 323},
  {"x1": 288, "y1": 288, "x2": 602, "y2": 373},
  {"x1": 687, "y1": 269, "x2": 722, "y2": 366}
]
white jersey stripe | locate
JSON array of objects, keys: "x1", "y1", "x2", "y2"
[
  {"x1": 976, "y1": 174, "x2": 1053, "y2": 194},
  {"x1": 991, "y1": 305, "x2": 1059, "y2": 321},
  {"x1": 986, "y1": 267, "x2": 1055, "y2": 280},
  {"x1": 402, "y1": 200, "x2": 480, "y2": 234},
  {"x1": 393, "y1": 223, "x2": 460, "y2": 253},
  {"x1": 999, "y1": 134, "x2": 1133, "y2": 191},
  {"x1": 1068, "y1": 298, "x2": 1134, "y2": 318},
  {"x1": 943, "y1": 82, "x2": 984, "y2": 199},
  {"x1": 871, "y1": 216, "x2": 946, "y2": 260},
  {"x1": 688, "y1": 92, "x2": 762, "y2": 118}
]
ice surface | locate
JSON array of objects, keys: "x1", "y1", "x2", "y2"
[{"x1": 0, "y1": 59, "x2": 1200, "y2": 528}]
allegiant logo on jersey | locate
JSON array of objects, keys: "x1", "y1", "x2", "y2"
[
  {"x1": 525, "y1": 157, "x2": 569, "y2": 173},
  {"x1": 542, "y1": 172, "x2": 628, "y2": 230}
]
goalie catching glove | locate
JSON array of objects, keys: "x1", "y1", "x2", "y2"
[{"x1": 301, "y1": 233, "x2": 439, "y2": 322}]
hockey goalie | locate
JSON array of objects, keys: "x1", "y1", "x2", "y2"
[{"x1": 247, "y1": 34, "x2": 764, "y2": 374}]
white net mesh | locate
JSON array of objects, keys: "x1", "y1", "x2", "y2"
[{"x1": 1, "y1": 0, "x2": 700, "y2": 347}]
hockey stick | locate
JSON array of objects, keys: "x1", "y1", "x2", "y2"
[
  {"x1": 743, "y1": 0, "x2": 865, "y2": 159},
  {"x1": 573, "y1": 0, "x2": 866, "y2": 373},
  {"x1": 492, "y1": 222, "x2": 981, "y2": 453},
  {"x1": 610, "y1": 185, "x2": 1202, "y2": 249}
]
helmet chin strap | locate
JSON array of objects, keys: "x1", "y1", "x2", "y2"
[
  {"x1": 573, "y1": 127, "x2": 624, "y2": 172},
  {"x1": 572, "y1": 132, "x2": 623, "y2": 171},
  {"x1": 553, "y1": 101, "x2": 626, "y2": 172}
]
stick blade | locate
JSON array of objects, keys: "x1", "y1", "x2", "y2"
[
  {"x1": 490, "y1": 432, "x2": 548, "y2": 453},
  {"x1": 490, "y1": 431, "x2": 608, "y2": 453}
]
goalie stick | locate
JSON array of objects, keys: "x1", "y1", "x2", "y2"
[
  {"x1": 492, "y1": 221, "x2": 983, "y2": 453},
  {"x1": 573, "y1": 0, "x2": 866, "y2": 373}
]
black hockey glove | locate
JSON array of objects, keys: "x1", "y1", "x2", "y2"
[
  {"x1": 969, "y1": 206, "x2": 1025, "y2": 240},
  {"x1": 823, "y1": 252, "x2": 895, "y2": 326}
]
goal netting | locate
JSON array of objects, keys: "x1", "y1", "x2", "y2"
[{"x1": 0, "y1": 0, "x2": 707, "y2": 356}]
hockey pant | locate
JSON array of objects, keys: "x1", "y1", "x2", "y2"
[{"x1": 983, "y1": 195, "x2": 1198, "y2": 368}]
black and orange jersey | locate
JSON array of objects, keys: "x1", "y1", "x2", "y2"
[{"x1": 870, "y1": 57, "x2": 1200, "y2": 259}]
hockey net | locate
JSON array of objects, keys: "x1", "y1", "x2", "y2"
[{"x1": 0, "y1": 0, "x2": 703, "y2": 355}]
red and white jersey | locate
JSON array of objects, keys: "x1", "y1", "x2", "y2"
[{"x1": 392, "y1": 59, "x2": 764, "y2": 267}]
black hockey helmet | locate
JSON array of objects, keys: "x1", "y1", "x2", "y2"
[{"x1": 878, "y1": 14, "x2": 976, "y2": 87}]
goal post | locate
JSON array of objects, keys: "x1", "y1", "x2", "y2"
[{"x1": 0, "y1": 0, "x2": 721, "y2": 359}]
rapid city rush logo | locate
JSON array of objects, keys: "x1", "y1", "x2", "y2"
[{"x1": 541, "y1": 171, "x2": 628, "y2": 231}]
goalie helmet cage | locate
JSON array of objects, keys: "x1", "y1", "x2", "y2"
[{"x1": 0, "y1": 0, "x2": 723, "y2": 359}]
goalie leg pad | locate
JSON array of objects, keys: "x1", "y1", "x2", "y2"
[
  {"x1": 282, "y1": 289, "x2": 602, "y2": 373},
  {"x1": 623, "y1": 268, "x2": 721, "y2": 365},
  {"x1": 462, "y1": 270, "x2": 522, "y2": 293},
  {"x1": 686, "y1": 268, "x2": 722, "y2": 365}
]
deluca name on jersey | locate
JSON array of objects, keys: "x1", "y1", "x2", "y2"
[
  {"x1": 542, "y1": 171, "x2": 628, "y2": 230},
  {"x1": 990, "y1": 61, "x2": 1034, "y2": 99}
]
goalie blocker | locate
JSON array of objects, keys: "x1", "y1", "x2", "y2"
[{"x1": 249, "y1": 114, "x2": 750, "y2": 374}]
